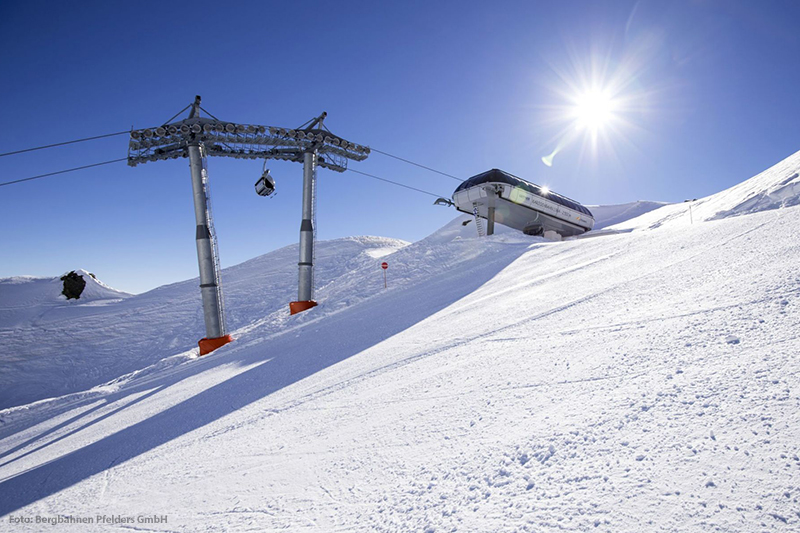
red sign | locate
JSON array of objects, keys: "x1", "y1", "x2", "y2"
[{"x1": 381, "y1": 262, "x2": 388, "y2": 270}]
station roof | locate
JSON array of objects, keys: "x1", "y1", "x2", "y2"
[{"x1": 454, "y1": 169, "x2": 593, "y2": 217}]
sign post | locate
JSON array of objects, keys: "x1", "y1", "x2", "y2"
[{"x1": 381, "y1": 262, "x2": 388, "y2": 288}]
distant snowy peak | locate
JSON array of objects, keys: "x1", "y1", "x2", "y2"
[
  {"x1": 72, "y1": 269, "x2": 132, "y2": 300},
  {"x1": 614, "y1": 149, "x2": 800, "y2": 230},
  {"x1": 338, "y1": 235, "x2": 411, "y2": 254},
  {"x1": 0, "y1": 270, "x2": 131, "y2": 326},
  {"x1": 0, "y1": 269, "x2": 130, "y2": 304}
]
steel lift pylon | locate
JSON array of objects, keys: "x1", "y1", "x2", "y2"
[{"x1": 128, "y1": 97, "x2": 369, "y2": 353}]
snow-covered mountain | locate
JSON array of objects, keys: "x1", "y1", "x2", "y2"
[
  {"x1": 0, "y1": 195, "x2": 667, "y2": 410},
  {"x1": 0, "y1": 269, "x2": 131, "y2": 326},
  {"x1": 1, "y1": 149, "x2": 799, "y2": 531},
  {"x1": 0, "y1": 238, "x2": 410, "y2": 409}
]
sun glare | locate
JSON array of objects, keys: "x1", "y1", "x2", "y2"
[
  {"x1": 536, "y1": 42, "x2": 657, "y2": 167},
  {"x1": 573, "y1": 90, "x2": 616, "y2": 131}
]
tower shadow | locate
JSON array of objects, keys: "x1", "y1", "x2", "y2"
[{"x1": 0, "y1": 243, "x2": 527, "y2": 516}]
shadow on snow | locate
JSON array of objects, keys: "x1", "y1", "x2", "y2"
[{"x1": 0, "y1": 244, "x2": 526, "y2": 516}]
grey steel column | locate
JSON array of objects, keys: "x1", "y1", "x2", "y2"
[
  {"x1": 297, "y1": 150, "x2": 317, "y2": 302},
  {"x1": 188, "y1": 142, "x2": 225, "y2": 338},
  {"x1": 486, "y1": 186, "x2": 496, "y2": 236}
]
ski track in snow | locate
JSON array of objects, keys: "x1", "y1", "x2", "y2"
[{"x1": 1, "y1": 150, "x2": 800, "y2": 531}]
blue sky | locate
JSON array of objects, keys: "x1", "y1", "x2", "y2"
[{"x1": 1, "y1": 0, "x2": 799, "y2": 293}]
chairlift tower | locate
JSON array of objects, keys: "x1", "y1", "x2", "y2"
[{"x1": 128, "y1": 97, "x2": 369, "y2": 353}]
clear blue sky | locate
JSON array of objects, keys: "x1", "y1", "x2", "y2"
[{"x1": 1, "y1": 0, "x2": 799, "y2": 293}]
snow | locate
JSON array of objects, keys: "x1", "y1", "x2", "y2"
[
  {"x1": 0, "y1": 238, "x2": 409, "y2": 409},
  {"x1": 1, "y1": 150, "x2": 800, "y2": 531},
  {"x1": 0, "y1": 269, "x2": 131, "y2": 327},
  {"x1": 587, "y1": 200, "x2": 670, "y2": 229},
  {"x1": 612, "y1": 148, "x2": 800, "y2": 231},
  {"x1": 365, "y1": 246, "x2": 405, "y2": 258}
]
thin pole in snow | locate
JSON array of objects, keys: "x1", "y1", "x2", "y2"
[{"x1": 684, "y1": 199, "x2": 696, "y2": 225}]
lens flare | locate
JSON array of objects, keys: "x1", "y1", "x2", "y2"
[{"x1": 541, "y1": 136, "x2": 571, "y2": 167}]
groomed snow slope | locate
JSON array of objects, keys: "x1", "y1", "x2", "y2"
[
  {"x1": 612, "y1": 149, "x2": 800, "y2": 231},
  {"x1": 1, "y1": 150, "x2": 800, "y2": 531},
  {"x1": 1, "y1": 212, "x2": 799, "y2": 530}
]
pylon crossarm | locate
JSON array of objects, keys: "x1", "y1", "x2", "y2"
[{"x1": 128, "y1": 120, "x2": 369, "y2": 172}]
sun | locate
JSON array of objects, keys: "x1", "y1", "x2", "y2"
[
  {"x1": 536, "y1": 42, "x2": 659, "y2": 167},
  {"x1": 540, "y1": 84, "x2": 623, "y2": 167},
  {"x1": 573, "y1": 90, "x2": 616, "y2": 131}
]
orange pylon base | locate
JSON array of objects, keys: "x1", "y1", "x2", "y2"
[
  {"x1": 290, "y1": 300, "x2": 318, "y2": 315},
  {"x1": 198, "y1": 334, "x2": 234, "y2": 355}
]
